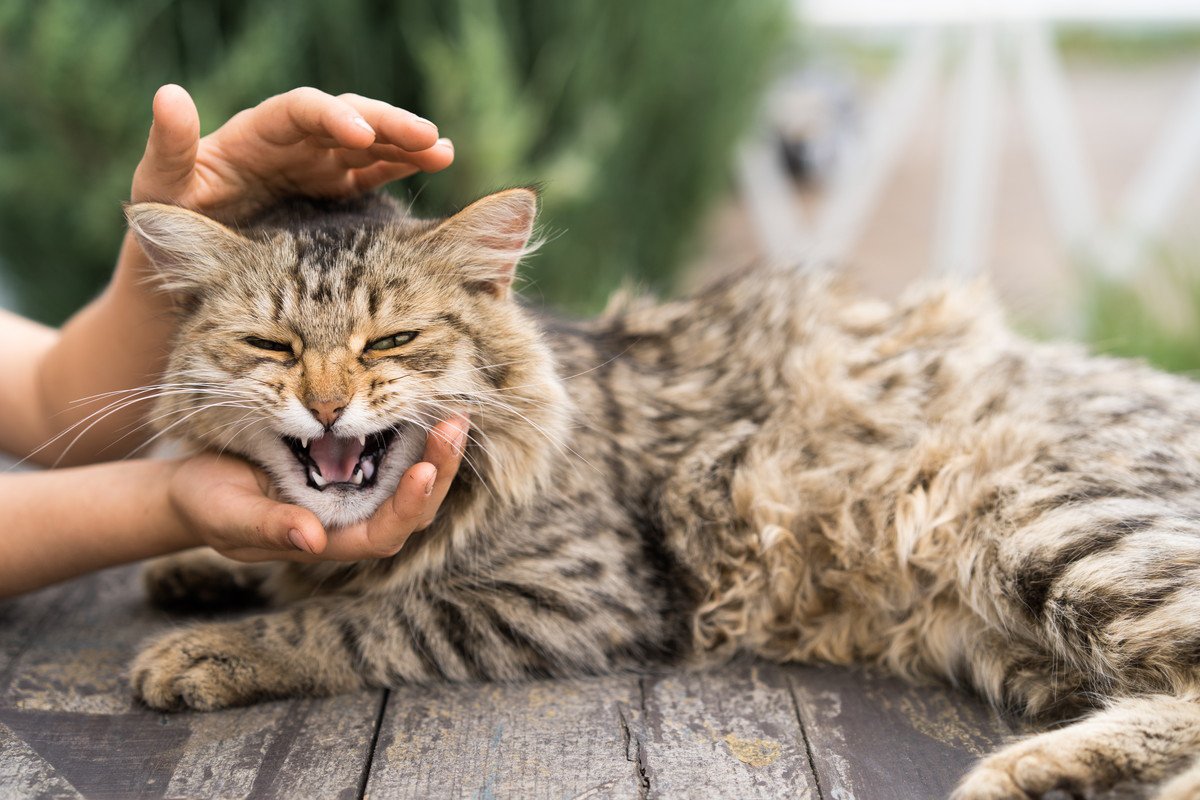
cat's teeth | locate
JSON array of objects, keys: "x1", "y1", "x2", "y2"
[
  {"x1": 358, "y1": 434, "x2": 366, "y2": 446},
  {"x1": 362, "y1": 459, "x2": 375, "y2": 480},
  {"x1": 350, "y1": 466, "x2": 364, "y2": 486},
  {"x1": 309, "y1": 467, "x2": 327, "y2": 488},
  {"x1": 300, "y1": 436, "x2": 309, "y2": 449}
]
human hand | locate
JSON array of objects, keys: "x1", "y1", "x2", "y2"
[
  {"x1": 168, "y1": 416, "x2": 469, "y2": 563},
  {"x1": 131, "y1": 84, "x2": 453, "y2": 219}
]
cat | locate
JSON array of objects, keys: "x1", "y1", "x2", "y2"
[{"x1": 124, "y1": 188, "x2": 1200, "y2": 799}]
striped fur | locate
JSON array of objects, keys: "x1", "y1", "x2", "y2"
[{"x1": 131, "y1": 192, "x2": 1200, "y2": 798}]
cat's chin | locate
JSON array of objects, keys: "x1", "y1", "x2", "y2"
[{"x1": 255, "y1": 423, "x2": 427, "y2": 529}]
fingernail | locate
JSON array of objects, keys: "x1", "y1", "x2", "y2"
[
  {"x1": 351, "y1": 116, "x2": 375, "y2": 135},
  {"x1": 437, "y1": 137, "x2": 454, "y2": 151},
  {"x1": 287, "y1": 528, "x2": 312, "y2": 553},
  {"x1": 452, "y1": 420, "x2": 469, "y2": 457},
  {"x1": 424, "y1": 469, "x2": 437, "y2": 496},
  {"x1": 414, "y1": 114, "x2": 437, "y2": 130}
]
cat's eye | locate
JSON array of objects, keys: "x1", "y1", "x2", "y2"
[
  {"x1": 244, "y1": 336, "x2": 293, "y2": 354},
  {"x1": 366, "y1": 331, "x2": 419, "y2": 352}
]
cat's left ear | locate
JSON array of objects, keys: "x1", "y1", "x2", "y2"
[
  {"x1": 126, "y1": 202, "x2": 256, "y2": 294},
  {"x1": 422, "y1": 188, "x2": 539, "y2": 300}
]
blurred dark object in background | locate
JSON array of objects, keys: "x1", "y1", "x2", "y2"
[
  {"x1": 768, "y1": 68, "x2": 861, "y2": 187},
  {"x1": 0, "y1": 0, "x2": 788, "y2": 323}
]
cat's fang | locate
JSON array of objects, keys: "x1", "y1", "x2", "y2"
[
  {"x1": 358, "y1": 434, "x2": 366, "y2": 446},
  {"x1": 350, "y1": 466, "x2": 364, "y2": 486},
  {"x1": 362, "y1": 458, "x2": 375, "y2": 481},
  {"x1": 309, "y1": 467, "x2": 328, "y2": 488},
  {"x1": 300, "y1": 436, "x2": 309, "y2": 449}
]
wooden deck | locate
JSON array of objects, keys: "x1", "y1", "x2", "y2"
[{"x1": 0, "y1": 564, "x2": 1014, "y2": 799}]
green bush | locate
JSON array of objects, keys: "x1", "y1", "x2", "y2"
[
  {"x1": 1080, "y1": 251, "x2": 1200, "y2": 376},
  {"x1": 0, "y1": 0, "x2": 788, "y2": 322}
]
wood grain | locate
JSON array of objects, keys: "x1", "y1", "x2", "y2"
[
  {"x1": 0, "y1": 564, "x2": 382, "y2": 800},
  {"x1": 366, "y1": 675, "x2": 646, "y2": 799},
  {"x1": 788, "y1": 664, "x2": 1013, "y2": 800},
  {"x1": 637, "y1": 661, "x2": 820, "y2": 799},
  {"x1": 0, "y1": 565, "x2": 1025, "y2": 799}
]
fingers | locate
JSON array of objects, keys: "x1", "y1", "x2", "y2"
[
  {"x1": 345, "y1": 141, "x2": 453, "y2": 193},
  {"x1": 349, "y1": 162, "x2": 423, "y2": 193},
  {"x1": 225, "y1": 482, "x2": 329, "y2": 557},
  {"x1": 250, "y1": 88, "x2": 442, "y2": 156},
  {"x1": 180, "y1": 455, "x2": 329, "y2": 560},
  {"x1": 130, "y1": 84, "x2": 201, "y2": 203},
  {"x1": 419, "y1": 414, "x2": 471, "y2": 498},
  {"x1": 252, "y1": 87, "x2": 378, "y2": 150},
  {"x1": 361, "y1": 414, "x2": 470, "y2": 556},
  {"x1": 338, "y1": 93, "x2": 441, "y2": 152}
]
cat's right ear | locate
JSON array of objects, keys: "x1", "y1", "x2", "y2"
[{"x1": 125, "y1": 203, "x2": 253, "y2": 294}]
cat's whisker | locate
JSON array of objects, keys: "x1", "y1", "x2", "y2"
[
  {"x1": 118, "y1": 400, "x2": 262, "y2": 455},
  {"x1": 14, "y1": 387, "x2": 253, "y2": 469},
  {"x1": 402, "y1": 388, "x2": 599, "y2": 476},
  {"x1": 126, "y1": 401, "x2": 265, "y2": 458},
  {"x1": 210, "y1": 416, "x2": 273, "y2": 460},
  {"x1": 102, "y1": 397, "x2": 260, "y2": 454},
  {"x1": 66, "y1": 382, "x2": 257, "y2": 407}
]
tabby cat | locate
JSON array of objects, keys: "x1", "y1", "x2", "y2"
[{"x1": 125, "y1": 189, "x2": 1200, "y2": 799}]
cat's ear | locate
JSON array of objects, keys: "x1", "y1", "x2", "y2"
[
  {"x1": 125, "y1": 203, "x2": 254, "y2": 293},
  {"x1": 423, "y1": 188, "x2": 539, "y2": 299}
]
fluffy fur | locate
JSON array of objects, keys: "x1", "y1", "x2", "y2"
[{"x1": 126, "y1": 191, "x2": 1200, "y2": 799}]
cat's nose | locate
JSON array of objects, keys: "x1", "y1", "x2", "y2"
[{"x1": 308, "y1": 400, "x2": 346, "y2": 428}]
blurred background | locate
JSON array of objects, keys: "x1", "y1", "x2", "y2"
[{"x1": 2, "y1": 1, "x2": 1200, "y2": 372}]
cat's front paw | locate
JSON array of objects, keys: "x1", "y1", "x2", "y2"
[
  {"x1": 131, "y1": 626, "x2": 269, "y2": 711},
  {"x1": 953, "y1": 743, "x2": 1107, "y2": 800}
]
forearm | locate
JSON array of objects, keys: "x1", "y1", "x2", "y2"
[
  {"x1": 20, "y1": 235, "x2": 175, "y2": 466},
  {"x1": 0, "y1": 458, "x2": 198, "y2": 597}
]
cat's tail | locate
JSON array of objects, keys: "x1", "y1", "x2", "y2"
[{"x1": 953, "y1": 690, "x2": 1200, "y2": 799}]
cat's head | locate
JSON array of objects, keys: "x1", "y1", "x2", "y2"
[{"x1": 127, "y1": 189, "x2": 566, "y2": 528}]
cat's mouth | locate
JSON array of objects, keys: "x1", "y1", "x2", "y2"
[{"x1": 282, "y1": 429, "x2": 397, "y2": 491}]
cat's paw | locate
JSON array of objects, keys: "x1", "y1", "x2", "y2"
[
  {"x1": 953, "y1": 741, "x2": 1119, "y2": 800},
  {"x1": 143, "y1": 552, "x2": 270, "y2": 612},
  {"x1": 131, "y1": 626, "x2": 269, "y2": 711}
]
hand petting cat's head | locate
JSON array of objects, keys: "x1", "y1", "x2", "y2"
[{"x1": 127, "y1": 189, "x2": 563, "y2": 528}]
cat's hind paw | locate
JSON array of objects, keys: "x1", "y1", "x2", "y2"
[{"x1": 143, "y1": 551, "x2": 271, "y2": 613}]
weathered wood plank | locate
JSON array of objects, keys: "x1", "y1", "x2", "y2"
[
  {"x1": 0, "y1": 581, "x2": 75, "y2": 680},
  {"x1": 787, "y1": 664, "x2": 1013, "y2": 800},
  {"x1": 366, "y1": 676, "x2": 645, "y2": 799},
  {"x1": 0, "y1": 564, "x2": 382, "y2": 800},
  {"x1": 2, "y1": 565, "x2": 1029, "y2": 800},
  {"x1": 635, "y1": 661, "x2": 819, "y2": 799},
  {"x1": 0, "y1": 718, "x2": 85, "y2": 800}
]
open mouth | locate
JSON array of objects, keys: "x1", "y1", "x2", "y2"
[{"x1": 282, "y1": 429, "x2": 397, "y2": 491}]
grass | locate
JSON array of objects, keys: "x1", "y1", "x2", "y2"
[{"x1": 1078, "y1": 250, "x2": 1200, "y2": 376}]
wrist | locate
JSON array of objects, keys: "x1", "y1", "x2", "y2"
[{"x1": 159, "y1": 458, "x2": 203, "y2": 551}]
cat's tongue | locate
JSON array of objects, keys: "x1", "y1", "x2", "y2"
[{"x1": 309, "y1": 435, "x2": 365, "y2": 483}]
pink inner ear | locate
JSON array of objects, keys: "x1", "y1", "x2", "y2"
[
  {"x1": 478, "y1": 205, "x2": 534, "y2": 253},
  {"x1": 428, "y1": 190, "x2": 539, "y2": 296}
]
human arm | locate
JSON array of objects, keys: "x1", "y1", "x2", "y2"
[
  {"x1": 0, "y1": 415, "x2": 468, "y2": 598},
  {"x1": 0, "y1": 85, "x2": 453, "y2": 466}
]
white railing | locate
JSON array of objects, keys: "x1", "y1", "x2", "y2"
[{"x1": 743, "y1": 14, "x2": 1200, "y2": 287}]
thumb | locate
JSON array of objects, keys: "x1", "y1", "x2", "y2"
[
  {"x1": 214, "y1": 479, "x2": 329, "y2": 555},
  {"x1": 131, "y1": 84, "x2": 200, "y2": 203}
]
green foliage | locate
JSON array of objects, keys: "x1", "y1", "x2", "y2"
[
  {"x1": 0, "y1": 0, "x2": 788, "y2": 322},
  {"x1": 1080, "y1": 251, "x2": 1200, "y2": 376},
  {"x1": 1057, "y1": 25, "x2": 1200, "y2": 64}
]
